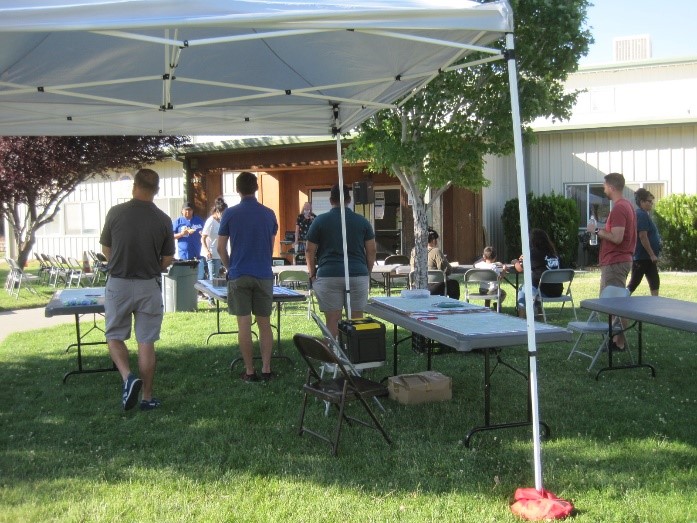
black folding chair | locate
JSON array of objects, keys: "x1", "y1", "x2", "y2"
[{"x1": 293, "y1": 333, "x2": 391, "y2": 456}]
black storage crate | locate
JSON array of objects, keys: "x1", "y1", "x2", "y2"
[{"x1": 338, "y1": 318, "x2": 386, "y2": 364}]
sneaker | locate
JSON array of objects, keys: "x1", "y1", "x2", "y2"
[
  {"x1": 122, "y1": 374, "x2": 142, "y2": 411},
  {"x1": 140, "y1": 398, "x2": 162, "y2": 411},
  {"x1": 261, "y1": 371, "x2": 276, "y2": 382},
  {"x1": 240, "y1": 371, "x2": 260, "y2": 383}
]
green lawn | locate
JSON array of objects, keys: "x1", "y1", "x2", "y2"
[{"x1": 1, "y1": 270, "x2": 696, "y2": 522}]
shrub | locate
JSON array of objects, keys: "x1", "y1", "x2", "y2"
[
  {"x1": 501, "y1": 192, "x2": 580, "y2": 267},
  {"x1": 654, "y1": 193, "x2": 697, "y2": 271}
]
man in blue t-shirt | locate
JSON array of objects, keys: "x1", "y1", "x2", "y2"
[
  {"x1": 217, "y1": 172, "x2": 278, "y2": 383},
  {"x1": 627, "y1": 188, "x2": 662, "y2": 296},
  {"x1": 305, "y1": 184, "x2": 376, "y2": 338},
  {"x1": 172, "y1": 202, "x2": 205, "y2": 279}
]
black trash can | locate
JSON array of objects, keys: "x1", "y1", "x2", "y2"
[{"x1": 162, "y1": 259, "x2": 199, "y2": 312}]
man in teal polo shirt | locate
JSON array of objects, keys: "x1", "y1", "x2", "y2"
[{"x1": 305, "y1": 184, "x2": 376, "y2": 339}]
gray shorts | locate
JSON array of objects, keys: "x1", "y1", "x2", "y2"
[
  {"x1": 312, "y1": 275, "x2": 369, "y2": 313},
  {"x1": 600, "y1": 262, "x2": 631, "y2": 293},
  {"x1": 104, "y1": 277, "x2": 163, "y2": 343},
  {"x1": 227, "y1": 276, "x2": 273, "y2": 317}
]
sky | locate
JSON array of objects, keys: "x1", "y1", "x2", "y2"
[{"x1": 581, "y1": 0, "x2": 697, "y2": 64}]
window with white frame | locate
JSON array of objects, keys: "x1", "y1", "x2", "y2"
[
  {"x1": 64, "y1": 201, "x2": 99, "y2": 234},
  {"x1": 565, "y1": 181, "x2": 666, "y2": 227},
  {"x1": 625, "y1": 182, "x2": 666, "y2": 201},
  {"x1": 153, "y1": 198, "x2": 182, "y2": 220},
  {"x1": 113, "y1": 197, "x2": 179, "y2": 221},
  {"x1": 40, "y1": 210, "x2": 62, "y2": 236}
]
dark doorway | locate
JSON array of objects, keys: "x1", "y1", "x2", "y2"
[{"x1": 373, "y1": 188, "x2": 402, "y2": 257}]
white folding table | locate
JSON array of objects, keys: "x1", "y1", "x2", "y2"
[{"x1": 365, "y1": 295, "x2": 571, "y2": 446}]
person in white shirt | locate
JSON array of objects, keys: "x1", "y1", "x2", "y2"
[
  {"x1": 201, "y1": 196, "x2": 227, "y2": 281},
  {"x1": 473, "y1": 246, "x2": 507, "y2": 306}
]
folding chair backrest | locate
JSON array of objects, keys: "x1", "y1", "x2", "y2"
[
  {"x1": 294, "y1": 333, "x2": 342, "y2": 368},
  {"x1": 539, "y1": 268, "x2": 574, "y2": 286},
  {"x1": 55, "y1": 255, "x2": 70, "y2": 269},
  {"x1": 464, "y1": 268, "x2": 498, "y2": 284},
  {"x1": 538, "y1": 269, "x2": 576, "y2": 322},
  {"x1": 600, "y1": 285, "x2": 630, "y2": 299},
  {"x1": 278, "y1": 270, "x2": 309, "y2": 286},
  {"x1": 384, "y1": 254, "x2": 410, "y2": 265},
  {"x1": 427, "y1": 270, "x2": 445, "y2": 284}
]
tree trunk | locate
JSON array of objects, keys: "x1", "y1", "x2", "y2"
[
  {"x1": 16, "y1": 236, "x2": 35, "y2": 269},
  {"x1": 410, "y1": 199, "x2": 430, "y2": 290}
]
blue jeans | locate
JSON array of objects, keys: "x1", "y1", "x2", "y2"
[
  {"x1": 207, "y1": 258, "x2": 222, "y2": 280},
  {"x1": 197, "y1": 257, "x2": 206, "y2": 280}
]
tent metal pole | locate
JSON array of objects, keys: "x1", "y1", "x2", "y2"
[
  {"x1": 506, "y1": 32, "x2": 544, "y2": 492},
  {"x1": 335, "y1": 135, "x2": 352, "y2": 318}
]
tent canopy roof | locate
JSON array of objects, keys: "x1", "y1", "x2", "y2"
[{"x1": 0, "y1": 0, "x2": 512, "y2": 136}]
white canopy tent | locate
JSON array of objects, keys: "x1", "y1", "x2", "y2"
[
  {"x1": 0, "y1": 0, "x2": 552, "y2": 499},
  {"x1": 0, "y1": 0, "x2": 512, "y2": 136}
]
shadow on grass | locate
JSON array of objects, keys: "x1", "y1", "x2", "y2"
[{"x1": 2, "y1": 312, "x2": 696, "y2": 509}]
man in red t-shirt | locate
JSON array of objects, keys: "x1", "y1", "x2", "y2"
[{"x1": 586, "y1": 172, "x2": 636, "y2": 348}]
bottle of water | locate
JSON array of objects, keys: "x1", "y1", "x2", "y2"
[{"x1": 589, "y1": 215, "x2": 598, "y2": 246}]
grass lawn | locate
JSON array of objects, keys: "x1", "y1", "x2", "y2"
[{"x1": 1, "y1": 269, "x2": 696, "y2": 522}]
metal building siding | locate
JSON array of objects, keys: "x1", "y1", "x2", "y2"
[{"x1": 482, "y1": 123, "x2": 697, "y2": 256}]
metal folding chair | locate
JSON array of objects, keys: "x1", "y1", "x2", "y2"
[
  {"x1": 293, "y1": 333, "x2": 391, "y2": 456},
  {"x1": 463, "y1": 268, "x2": 502, "y2": 312},
  {"x1": 567, "y1": 286, "x2": 634, "y2": 370},
  {"x1": 277, "y1": 269, "x2": 315, "y2": 317},
  {"x1": 6, "y1": 258, "x2": 40, "y2": 299},
  {"x1": 538, "y1": 269, "x2": 577, "y2": 322}
]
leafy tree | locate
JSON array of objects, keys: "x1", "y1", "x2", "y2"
[
  {"x1": 501, "y1": 193, "x2": 580, "y2": 266},
  {"x1": 345, "y1": 0, "x2": 592, "y2": 288},
  {"x1": 0, "y1": 136, "x2": 187, "y2": 267},
  {"x1": 654, "y1": 193, "x2": 697, "y2": 271}
]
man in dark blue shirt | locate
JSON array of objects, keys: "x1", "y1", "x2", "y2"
[
  {"x1": 627, "y1": 188, "x2": 662, "y2": 296},
  {"x1": 217, "y1": 172, "x2": 278, "y2": 382}
]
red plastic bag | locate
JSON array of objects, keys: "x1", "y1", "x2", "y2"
[{"x1": 510, "y1": 487, "x2": 573, "y2": 520}]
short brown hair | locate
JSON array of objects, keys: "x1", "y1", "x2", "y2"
[
  {"x1": 604, "y1": 172, "x2": 625, "y2": 191},
  {"x1": 134, "y1": 168, "x2": 159, "y2": 193},
  {"x1": 236, "y1": 171, "x2": 258, "y2": 195}
]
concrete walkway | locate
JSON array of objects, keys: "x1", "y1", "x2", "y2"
[{"x1": 0, "y1": 306, "x2": 75, "y2": 343}]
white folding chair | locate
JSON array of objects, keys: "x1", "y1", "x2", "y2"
[
  {"x1": 463, "y1": 268, "x2": 501, "y2": 312},
  {"x1": 538, "y1": 269, "x2": 577, "y2": 322},
  {"x1": 383, "y1": 255, "x2": 410, "y2": 292},
  {"x1": 4, "y1": 258, "x2": 17, "y2": 294},
  {"x1": 66, "y1": 257, "x2": 84, "y2": 288},
  {"x1": 567, "y1": 286, "x2": 634, "y2": 370},
  {"x1": 277, "y1": 269, "x2": 315, "y2": 317},
  {"x1": 408, "y1": 269, "x2": 447, "y2": 296},
  {"x1": 6, "y1": 258, "x2": 40, "y2": 299}
]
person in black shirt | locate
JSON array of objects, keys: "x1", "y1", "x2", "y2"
[{"x1": 514, "y1": 228, "x2": 562, "y2": 318}]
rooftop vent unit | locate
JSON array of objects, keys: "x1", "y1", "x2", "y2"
[{"x1": 613, "y1": 35, "x2": 652, "y2": 62}]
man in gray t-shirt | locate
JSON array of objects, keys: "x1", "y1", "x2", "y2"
[{"x1": 99, "y1": 168, "x2": 175, "y2": 411}]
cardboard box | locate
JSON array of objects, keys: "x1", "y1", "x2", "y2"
[
  {"x1": 387, "y1": 371, "x2": 452, "y2": 405},
  {"x1": 338, "y1": 318, "x2": 386, "y2": 363}
]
